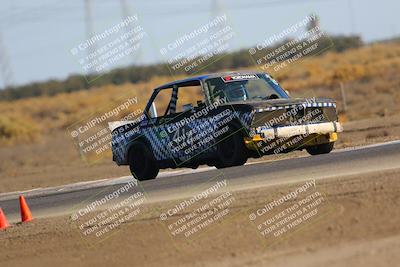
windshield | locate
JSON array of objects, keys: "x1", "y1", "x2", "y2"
[{"x1": 206, "y1": 73, "x2": 288, "y2": 103}]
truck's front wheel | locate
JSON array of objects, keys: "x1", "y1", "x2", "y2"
[
  {"x1": 128, "y1": 142, "x2": 159, "y2": 181},
  {"x1": 306, "y1": 142, "x2": 334, "y2": 155},
  {"x1": 215, "y1": 127, "x2": 248, "y2": 168}
]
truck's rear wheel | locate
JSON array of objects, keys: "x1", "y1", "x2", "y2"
[
  {"x1": 128, "y1": 142, "x2": 159, "y2": 181},
  {"x1": 306, "y1": 142, "x2": 334, "y2": 155},
  {"x1": 215, "y1": 127, "x2": 248, "y2": 169}
]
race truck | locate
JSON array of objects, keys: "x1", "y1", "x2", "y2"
[{"x1": 110, "y1": 71, "x2": 343, "y2": 181}]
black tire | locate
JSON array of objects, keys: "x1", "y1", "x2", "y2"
[
  {"x1": 128, "y1": 142, "x2": 159, "y2": 181},
  {"x1": 215, "y1": 127, "x2": 248, "y2": 169},
  {"x1": 306, "y1": 142, "x2": 334, "y2": 155}
]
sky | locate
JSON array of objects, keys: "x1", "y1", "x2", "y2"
[{"x1": 0, "y1": 0, "x2": 399, "y2": 88}]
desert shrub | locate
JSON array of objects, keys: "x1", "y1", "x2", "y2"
[{"x1": 0, "y1": 115, "x2": 40, "y2": 145}]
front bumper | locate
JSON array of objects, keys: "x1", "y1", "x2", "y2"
[
  {"x1": 255, "y1": 121, "x2": 343, "y2": 140},
  {"x1": 244, "y1": 122, "x2": 342, "y2": 153}
]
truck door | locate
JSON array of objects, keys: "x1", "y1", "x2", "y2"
[{"x1": 145, "y1": 83, "x2": 209, "y2": 166}]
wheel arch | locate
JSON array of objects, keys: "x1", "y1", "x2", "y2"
[{"x1": 225, "y1": 117, "x2": 250, "y2": 138}]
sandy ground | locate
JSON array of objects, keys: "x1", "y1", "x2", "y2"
[
  {"x1": 1, "y1": 115, "x2": 400, "y2": 193},
  {"x1": 1, "y1": 168, "x2": 399, "y2": 267}
]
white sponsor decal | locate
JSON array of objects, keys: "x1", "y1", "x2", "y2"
[{"x1": 222, "y1": 74, "x2": 258, "y2": 82}]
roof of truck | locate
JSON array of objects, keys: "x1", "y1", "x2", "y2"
[{"x1": 154, "y1": 71, "x2": 261, "y2": 90}]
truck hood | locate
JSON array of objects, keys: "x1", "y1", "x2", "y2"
[
  {"x1": 230, "y1": 97, "x2": 336, "y2": 109},
  {"x1": 237, "y1": 97, "x2": 338, "y2": 128}
]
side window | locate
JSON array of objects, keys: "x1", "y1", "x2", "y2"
[
  {"x1": 150, "y1": 88, "x2": 172, "y2": 118},
  {"x1": 176, "y1": 85, "x2": 205, "y2": 113},
  {"x1": 206, "y1": 78, "x2": 226, "y2": 103}
]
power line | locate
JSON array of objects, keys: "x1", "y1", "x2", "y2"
[{"x1": 0, "y1": 0, "x2": 336, "y2": 26}]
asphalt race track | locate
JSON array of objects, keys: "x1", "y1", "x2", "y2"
[{"x1": 1, "y1": 141, "x2": 400, "y2": 222}]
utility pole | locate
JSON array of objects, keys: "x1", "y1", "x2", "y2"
[
  {"x1": 306, "y1": 13, "x2": 320, "y2": 32},
  {"x1": 0, "y1": 31, "x2": 14, "y2": 89},
  {"x1": 211, "y1": 0, "x2": 222, "y2": 15},
  {"x1": 120, "y1": 0, "x2": 142, "y2": 65},
  {"x1": 210, "y1": 0, "x2": 228, "y2": 44},
  {"x1": 210, "y1": 0, "x2": 224, "y2": 24},
  {"x1": 347, "y1": 0, "x2": 356, "y2": 34},
  {"x1": 84, "y1": 0, "x2": 96, "y2": 74}
]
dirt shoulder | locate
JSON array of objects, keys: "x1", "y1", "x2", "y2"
[{"x1": 1, "y1": 168, "x2": 399, "y2": 267}]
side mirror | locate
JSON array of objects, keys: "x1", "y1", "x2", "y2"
[
  {"x1": 197, "y1": 100, "x2": 205, "y2": 108},
  {"x1": 149, "y1": 102, "x2": 158, "y2": 118}
]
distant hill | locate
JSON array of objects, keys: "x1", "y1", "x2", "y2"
[
  {"x1": 0, "y1": 35, "x2": 363, "y2": 101},
  {"x1": 1, "y1": 40, "x2": 400, "y2": 146}
]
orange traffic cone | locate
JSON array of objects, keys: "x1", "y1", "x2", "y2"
[
  {"x1": 19, "y1": 196, "x2": 33, "y2": 223},
  {"x1": 0, "y1": 208, "x2": 10, "y2": 230}
]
